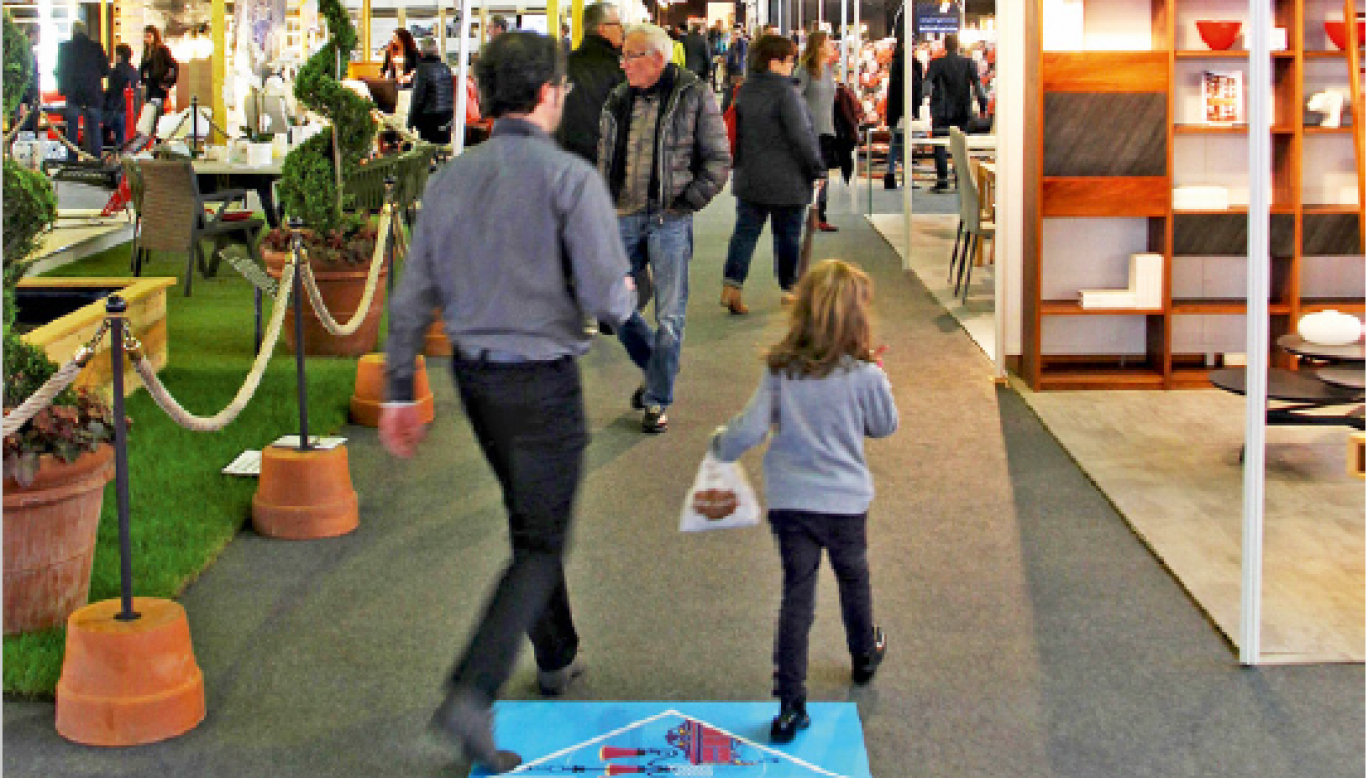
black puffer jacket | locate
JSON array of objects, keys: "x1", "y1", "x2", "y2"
[
  {"x1": 730, "y1": 71, "x2": 823, "y2": 207},
  {"x1": 556, "y1": 34, "x2": 624, "y2": 163},
  {"x1": 597, "y1": 65, "x2": 731, "y2": 215},
  {"x1": 408, "y1": 55, "x2": 454, "y2": 124},
  {"x1": 56, "y1": 33, "x2": 108, "y2": 106}
]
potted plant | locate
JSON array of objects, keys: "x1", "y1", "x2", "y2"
[
  {"x1": 263, "y1": 0, "x2": 386, "y2": 357},
  {"x1": 2, "y1": 12, "x2": 117, "y2": 634}
]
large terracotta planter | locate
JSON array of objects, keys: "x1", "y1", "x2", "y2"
[
  {"x1": 3, "y1": 445, "x2": 115, "y2": 634},
  {"x1": 349, "y1": 353, "x2": 435, "y2": 427},
  {"x1": 264, "y1": 249, "x2": 388, "y2": 357}
]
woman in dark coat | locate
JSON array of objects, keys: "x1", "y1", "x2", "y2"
[
  {"x1": 139, "y1": 25, "x2": 178, "y2": 102},
  {"x1": 719, "y1": 35, "x2": 825, "y2": 315}
]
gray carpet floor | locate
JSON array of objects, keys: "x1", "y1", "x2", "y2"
[{"x1": 4, "y1": 188, "x2": 1362, "y2": 777}]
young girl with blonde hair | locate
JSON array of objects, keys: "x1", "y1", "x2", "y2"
[{"x1": 711, "y1": 259, "x2": 898, "y2": 743}]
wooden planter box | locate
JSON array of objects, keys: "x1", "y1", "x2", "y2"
[{"x1": 17, "y1": 277, "x2": 176, "y2": 400}]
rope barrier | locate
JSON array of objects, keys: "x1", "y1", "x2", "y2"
[
  {"x1": 132, "y1": 263, "x2": 295, "y2": 432},
  {"x1": 1, "y1": 351, "x2": 94, "y2": 437},
  {"x1": 4, "y1": 106, "x2": 32, "y2": 146},
  {"x1": 223, "y1": 248, "x2": 279, "y2": 297},
  {"x1": 296, "y1": 206, "x2": 390, "y2": 338}
]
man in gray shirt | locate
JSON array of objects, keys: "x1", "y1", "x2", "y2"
[{"x1": 381, "y1": 32, "x2": 635, "y2": 775}]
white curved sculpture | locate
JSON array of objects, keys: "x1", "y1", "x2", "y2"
[{"x1": 1297, "y1": 310, "x2": 1364, "y2": 346}]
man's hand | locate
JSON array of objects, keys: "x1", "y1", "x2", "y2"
[{"x1": 379, "y1": 404, "x2": 427, "y2": 458}]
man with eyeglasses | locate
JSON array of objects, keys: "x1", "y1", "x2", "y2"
[
  {"x1": 557, "y1": 2, "x2": 626, "y2": 164},
  {"x1": 597, "y1": 23, "x2": 731, "y2": 434},
  {"x1": 383, "y1": 31, "x2": 636, "y2": 775}
]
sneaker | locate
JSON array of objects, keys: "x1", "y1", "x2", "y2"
[
  {"x1": 642, "y1": 405, "x2": 669, "y2": 433},
  {"x1": 430, "y1": 689, "x2": 523, "y2": 773},
  {"x1": 630, "y1": 385, "x2": 646, "y2": 411},
  {"x1": 770, "y1": 698, "x2": 811, "y2": 744},
  {"x1": 537, "y1": 660, "x2": 585, "y2": 696},
  {"x1": 817, "y1": 221, "x2": 839, "y2": 233},
  {"x1": 851, "y1": 626, "x2": 887, "y2": 685},
  {"x1": 930, "y1": 182, "x2": 953, "y2": 194}
]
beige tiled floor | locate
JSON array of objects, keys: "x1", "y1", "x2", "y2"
[{"x1": 869, "y1": 211, "x2": 1365, "y2": 665}]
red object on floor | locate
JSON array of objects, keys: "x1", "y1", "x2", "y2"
[{"x1": 101, "y1": 176, "x2": 133, "y2": 216}]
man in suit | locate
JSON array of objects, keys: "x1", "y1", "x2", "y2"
[
  {"x1": 924, "y1": 32, "x2": 986, "y2": 193},
  {"x1": 682, "y1": 22, "x2": 711, "y2": 81},
  {"x1": 55, "y1": 20, "x2": 109, "y2": 159}
]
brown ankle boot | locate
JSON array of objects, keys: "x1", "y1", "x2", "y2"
[{"x1": 720, "y1": 286, "x2": 749, "y2": 315}]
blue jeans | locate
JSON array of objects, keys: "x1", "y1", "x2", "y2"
[
  {"x1": 616, "y1": 212, "x2": 692, "y2": 408},
  {"x1": 723, "y1": 199, "x2": 806, "y2": 292},
  {"x1": 62, "y1": 103, "x2": 102, "y2": 159},
  {"x1": 885, "y1": 129, "x2": 903, "y2": 178}
]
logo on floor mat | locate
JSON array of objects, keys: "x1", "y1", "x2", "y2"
[{"x1": 471, "y1": 702, "x2": 871, "y2": 777}]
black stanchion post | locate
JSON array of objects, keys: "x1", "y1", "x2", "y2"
[
  {"x1": 190, "y1": 96, "x2": 200, "y2": 158},
  {"x1": 289, "y1": 217, "x2": 312, "y2": 452},
  {"x1": 383, "y1": 174, "x2": 397, "y2": 340},
  {"x1": 254, "y1": 287, "x2": 263, "y2": 355},
  {"x1": 106, "y1": 295, "x2": 139, "y2": 622}
]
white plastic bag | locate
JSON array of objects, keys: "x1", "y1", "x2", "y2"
[{"x1": 679, "y1": 452, "x2": 761, "y2": 532}]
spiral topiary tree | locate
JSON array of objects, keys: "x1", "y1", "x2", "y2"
[{"x1": 277, "y1": 0, "x2": 376, "y2": 238}]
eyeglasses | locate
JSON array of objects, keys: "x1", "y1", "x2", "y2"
[
  {"x1": 601, "y1": 20, "x2": 623, "y2": 28},
  {"x1": 620, "y1": 51, "x2": 650, "y2": 63}
]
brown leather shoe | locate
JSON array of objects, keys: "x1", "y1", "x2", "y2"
[{"x1": 720, "y1": 285, "x2": 749, "y2": 315}]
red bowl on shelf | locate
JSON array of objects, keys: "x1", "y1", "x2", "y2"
[
  {"x1": 1324, "y1": 18, "x2": 1366, "y2": 51},
  {"x1": 1196, "y1": 20, "x2": 1243, "y2": 51}
]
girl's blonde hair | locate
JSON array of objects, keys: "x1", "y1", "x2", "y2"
[
  {"x1": 799, "y1": 31, "x2": 829, "y2": 79},
  {"x1": 766, "y1": 260, "x2": 875, "y2": 378}
]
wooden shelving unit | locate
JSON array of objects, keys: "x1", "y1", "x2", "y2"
[{"x1": 1022, "y1": 0, "x2": 1366, "y2": 391}]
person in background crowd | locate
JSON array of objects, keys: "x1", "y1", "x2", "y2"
[
  {"x1": 883, "y1": 36, "x2": 922, "y2": 190},
  {"x1": 707, "y1": 20, "x2": 727, "y2": 88},
  {"x1": 720, "y1": 26, "x2": 748, "y2": 112},
  {"x1": 794, "y1": 30, "x2": 840, "y2": 232},
  {"x1": 56, "y1": 20, "x2": 108, "y2": 159},
  {"x1": 682, "y1": 21, "x2": 711, "y2": 82},
  {"x1": 668, "y1": 24, "x2": 688, "y2": 67},
  {"x1": 103, "y1": 43, "x2": 139, "y2": 146},
  {"x1": 720, "y1": 35, "x2": 824, "y2": 315},
  {"x1": 597, "y1": 23, "x2": 730, "y2": 433},
  {"x1": 557, "y1": 2, "x2": 624, "y2": 164},
  {"x1": 487, "y1": 15, "x2": 509, "y2": 39},
  {"x1": 924, "y1": 32, "x2": 986, "y2": 193},
  {"x1": 382, "y1": 30, "x2": 636, "y2": 776},
  {"x1": 17, "y1": 25, "x2": 41, "y2": 133},
  {"x1": 381, "y1": 28, "x2": 420, "y2": 85},
  {"x1": 139, "y1": 25, "x2": 178, "y2": 103},
  {"x1": 408, "y1": 37, "x2": 455, "y2": 144},
  {"x1": 711, "y1": 259, "x2": 896, "y2": 746},
  {"x1": 561, "y1": 22, "x2": 573, "y2": 53}
]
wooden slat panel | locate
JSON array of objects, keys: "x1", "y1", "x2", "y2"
[
  {"x1": 1045, "y1": 93, "x2": 1167, "y2": 176},
  {"x1": 1172, "y1": 214, "x2": 1296, "y2": 255},
  {"x1": 1043, "y1": 53, "x2": 1169, "y2": 93},
  {"x1": 1303, "y1": 213, "x2": 1366, "y2": 255},
  {"x1": 1043, "y1": 177, "x2": 1169, "y2": 216}
]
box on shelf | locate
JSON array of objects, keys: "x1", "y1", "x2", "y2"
[
  {"x1": 1203, "y1": 70, "x2": 1244, "y2": 124},
  {"x1": 1080, "y1": 289, "x2": 1138, "y2": 309},
  {"x1": 1129, "y1": 253, "x2": 1164, "y2": 309},
  {"x1": 1173, "y1": 186, "x2": 1230, "y2": 210}
]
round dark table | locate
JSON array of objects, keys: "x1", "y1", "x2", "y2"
[
  {"x1": 1277, "y1": 334, "x2": 1366, "y2": 363},
  {"x1": 1315, "y1": 366, "x2": 1366, "y2": 391}
]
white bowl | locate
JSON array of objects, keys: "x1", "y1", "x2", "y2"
[{"x1": 1297, "y1": 310, "x2": 1364, "y2": 346}]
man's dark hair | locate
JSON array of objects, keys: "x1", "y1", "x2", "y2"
[
  {"x1": 944, "y1": 33, "x2": 959, "y2": 53},
  {"x1": 582, "y1": 3, "x2": 616, "y2": 35},
  {"x1": 748, "y1": 34, "x2": 795, "y2": 74},
  {"x1": 115, "y1": 43, "x2": 133, "y2": 62},
  {"x1": 489, "y1": 15, "x2": 509, "y2": 33},
  {"x1": 476, "y1": 31, "x2": 564, "y2": 118}
]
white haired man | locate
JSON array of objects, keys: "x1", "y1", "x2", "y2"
[{"x1": 597, "y1": 23, "x2": 731, "y2": 433}]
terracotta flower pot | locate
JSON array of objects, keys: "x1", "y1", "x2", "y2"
[
  {"x1": 56, "y1": 597, "x2": 205, "y2": 746},
  {"x1": 349, "y1": 353, "x2": 435, "y2": 427},
  {"x1": 424, "y1": 315, "x2": 451, "y2": 357},
  {"x1": 263, "y1": 248, "x2": 388, "y2": 357},
  {"x1": 251, "y1": 444, "x2": 359, "y2": 539},
  {"x1": 3, "y1": 445, "x2": 114, "y2": 634}
]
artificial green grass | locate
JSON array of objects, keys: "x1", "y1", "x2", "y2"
[{"x1": 4, "y1": 243, "x2": 370, "y2": 698}]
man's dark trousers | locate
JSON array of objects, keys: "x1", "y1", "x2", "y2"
[{"x1": 448, "y1": 354, "x2": 585, "y2": 701}]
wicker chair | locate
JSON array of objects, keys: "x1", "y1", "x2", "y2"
[{"x1": 132, "y1": 159, "x2": 266, "y2": 296}]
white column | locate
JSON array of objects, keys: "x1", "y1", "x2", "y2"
[
  {"x1": 1239, "y1": 0, "x2": 1272, "y2": 666},
  {"x1": 839, "y1": 0, "x2": 847, "y2": 81},
  {"x1": 901, "y1": 0, "x2": 913, "y2": 268},
  {"x1": 453, "y1": 0, "x2": 475, "y2": 155},
  {"x1": 992, "y1": 0, "x2": 1025, "y2": 375},
  {"x1": 846, "y1": 0, "x2": 859, "y2": 215}
]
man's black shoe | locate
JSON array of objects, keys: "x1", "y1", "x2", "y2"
[
  {"x1": 430, "y1": 689, "x2": 523, "y2": 773},
  {"x1": 537, "y1": 660, "x2": 585, "y2": 696},
  {"x1": 631, "y1": 385, "x2": 646, "y2": 410},
  {"x1": 642, "y1": 405, "x2": 669, "y2": 433},
  {"x1": 770, "y1": 698, "x2": 810, "y2": 744},
  {"x1": 930, "y1": 183, "x2": 952, "y2": 193},
  {"x1": 883, "y1": 173, "x2": 898, "y2": 190},
  {"x1": 852, "y1": 626, "x2": 886, "y2": 684}
]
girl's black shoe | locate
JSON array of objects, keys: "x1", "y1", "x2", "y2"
[
  {"x1": 852, "y1": 626, "x2": 886, "y2": 684},
  {"x1": 770, "y1": 698, "x2": 810, "y2": 744}
]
